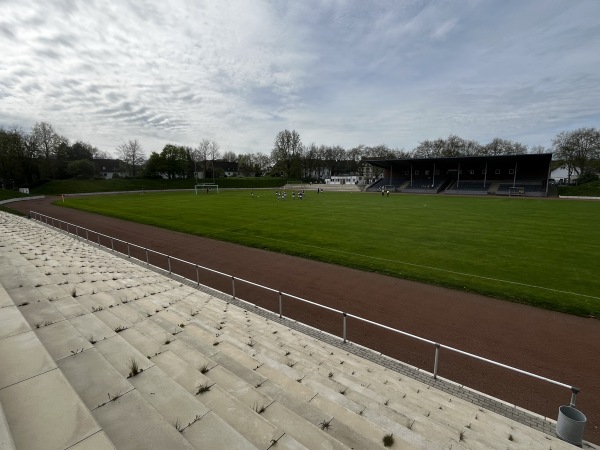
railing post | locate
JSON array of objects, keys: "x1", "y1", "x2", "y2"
[
  {"x1": 86, "y1": 230, "x2": 89, "y2": 241},
  {"x1": 343, "y1": 312, "x2": 347, "y2": 343},
  {"x1": 127, "y1": 243, "x2": 130, "y2": 258},
  {"x1": 196, "y1": 265, "x2": 200, "y2": 285},
  {"x1": 278, "y1": 291, "x2": 283, "y2": 318},
  {"x1": 97, "y1": 233, "x2": 100, "y2": 246},
  {"x1": 570, "y1": 387, "x2": 580, "y2": 407},
  {"x1": 231, "y1": 276, "x2": 236, "y2": 300},
  {"x1": 433, "y1": 343, "x2": 440, "y2": 380},
  {"x1": 111, "y1": 238, "x2": 114, "y2": 251},
  {"x1": 145, "y1": 249, "x2": 149, "y2": 265},
  {"x1": 168, "y1": 256, "x2": 172, "y2": 273},
  {"x1": 75, "y1": 226, "x2": 78, "y2": 237}
]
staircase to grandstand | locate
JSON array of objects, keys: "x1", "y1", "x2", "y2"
[{"x1": 0, "y1": 212, "x2": 588, "y2": 449}]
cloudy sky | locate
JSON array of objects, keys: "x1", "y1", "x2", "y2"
[{"x1": 1, "y1": 1, "x2": 599, "y2": 157}]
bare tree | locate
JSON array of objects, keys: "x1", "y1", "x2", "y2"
[
  {"x1": 222, "y1": 151, "x2": 237, "y2": 162},
  {"x1": 208, "y1": 140, "x2": 220, "y2": 181},
  {"x1": 271, "y1": 130, "x2": 302, "y2": 177},
  {"x1": 116, "y1": 139, "x2": 145, "y2": 176},
  {"x1": 553, "y1": 128, "x2": 600, "y2": 182},
  {"x1": 31, "y1": 122, "x2": 61, "y2": 160},
  {"x1": 196, "y1": 139, "x2": 210, "y2": 178}
]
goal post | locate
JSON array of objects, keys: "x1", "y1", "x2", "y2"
[
  {"x1": 195, "y1": 184, "x2": 219, "y2": 195},
  {"x1": 508, "y1": 186, "x2": 525, "y2": 196}
]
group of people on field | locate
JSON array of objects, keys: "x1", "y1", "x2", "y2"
[{"x1": 275, "y1": 189, "x2": 306, "y2": 200}]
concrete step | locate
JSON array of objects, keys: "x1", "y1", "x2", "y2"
[{"x1": 92, "y1": 389, "x2": 195, "y2": 450}]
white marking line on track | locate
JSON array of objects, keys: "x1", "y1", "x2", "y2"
[{"x1": 236, "y1": 232, "x2": 599, "y2": 301}]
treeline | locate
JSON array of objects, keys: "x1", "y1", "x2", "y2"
[{"x1": 1, "y1": 121, "x2": 599, "y2": 188}]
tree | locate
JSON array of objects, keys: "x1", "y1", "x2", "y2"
[
  {"x1": 31, "y1": 122, "x2": 61, "y2": 160},
  {"x1": 222, "y1": 151, "x2": 237, "y2": 162},
  {"x1": 552, "y1": 128, "x2": 600, "y2": 183},
  {"x1": 196, "y1": 139, "x2": 210, "y2": 177},
  {"x1": 68, "y1": 141, "x2": 96, "y2": 160},
  {"x1": 67, "y1": 159, "x2": 95, "y2": 179},
  {"x1": 208, "y1": 140, "x2": 220, "y2": 180},
  {"x1": 116, "y1": 139, "x2": 145, "y2": 177},
  {"x1": 271, "y1": 130, "x2": 302, "y2": 177},
  {"x1": 159, "y1": 144, "x2": 187, "y2": 179}
]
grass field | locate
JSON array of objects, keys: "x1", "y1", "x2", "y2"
[{"x1": 60, "y1": 189, "x2": 600, "y2": 317}]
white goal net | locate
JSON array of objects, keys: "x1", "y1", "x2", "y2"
[{"x1": 195, "y1": 184, "x2": 219, "y2": 194}]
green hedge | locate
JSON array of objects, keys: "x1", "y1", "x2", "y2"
[
  {"x1": 32, "y1": 177, "x2": 287, "y2": 195},
  {"x1": 558, "y1": 181, "x2": 600, "y2": 197}
]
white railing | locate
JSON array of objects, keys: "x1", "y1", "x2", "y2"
[{"x1": 29, "y1": 210, "x2": 581, "y2": 408}]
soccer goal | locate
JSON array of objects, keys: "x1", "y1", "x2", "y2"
[
  {"x1": 508, "y1": 186, "x2": 525, "y2": 196},
  {"x1": 195, "y1": 183, "x2": 219, "y2": 195}
]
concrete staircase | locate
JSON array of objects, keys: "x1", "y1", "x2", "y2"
[{"x1": 0, "y1": 211, "x2": 582, "y2": 449}]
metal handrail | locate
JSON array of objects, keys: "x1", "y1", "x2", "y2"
[{"x1": 29, "y1": 210, "x2": 580, "y2": 408}]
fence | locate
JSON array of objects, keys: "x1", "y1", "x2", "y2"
[{"x1": 29, "y1": 210, "x2": 581, "y2": 409}]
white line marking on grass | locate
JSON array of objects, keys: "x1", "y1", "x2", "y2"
[{"x1": 240, "y1": 233, "x2": 599, "y2": 301}]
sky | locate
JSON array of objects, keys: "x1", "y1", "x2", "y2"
[{"x1": 1, "y1": 1, "x2": 599, "y2": 157}]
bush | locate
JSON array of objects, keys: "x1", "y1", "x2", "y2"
[{"x1": 577, "y1": 171, "x2": 599, "y2": 185}]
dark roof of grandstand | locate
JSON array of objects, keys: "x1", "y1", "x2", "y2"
[{"x1": 366, "y1": 153, "x2": 553, "y2": 168}]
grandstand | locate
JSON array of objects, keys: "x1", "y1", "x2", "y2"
[
  {"x1": 366, "y1": 154, "x2": 553, "y2": 196},
  {"x1": 0, "y1": 211, "x2": 589, "y2": 449}
]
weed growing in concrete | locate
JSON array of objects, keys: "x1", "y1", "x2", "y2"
[
  {"x1": 199, "y1": 364, "x2": 210, "y2": 374},
  {"x1": 253, "y1": 403, "x2": 266, "y2": 414},
  {"x1": 174, "y1": 417, "x2": 183, "y2": 432},
  {"x1": 383, "y1": 433, "x2": 394, "y2": 447},
  {"x1": 114, "y1": 325, "x2": 127, "y2": 333},
  {"x1": 319, "y1": 418, "x2": 332, "y2": 431},
  {"x1": 196, "y1": 383, "x2": 211, "y2": 394},
  {"x1": 127, "y1": 358, "x2": 142, "y2": 378}
]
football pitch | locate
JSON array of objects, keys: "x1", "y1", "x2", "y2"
[{"x1": 60, "y1": 190, "x2": 600, "y2": 317}]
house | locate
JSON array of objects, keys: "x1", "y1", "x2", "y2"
[{"x1": 94, "y1": 159, "x2": 127, "y2": 179}]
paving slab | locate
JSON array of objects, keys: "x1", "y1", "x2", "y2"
[
  {"x1": 118, "y1": 327, "x2": 164, "y2": 358},
  {"x1": 92, "y1": 389, "x2": 195, "y2": 450},
  {"x1": 69, "y1": 313, "x2": 117, "y2": 343},
  {"x1": 182, "y1": 411, "x2": 258, "y2": 450},
  {"x1": 0, "y1": 306, "x2": 30, "y2": 339},
  {"x1": 94, "y1": 308, "x2": 133, "y2": 332},
  {"x1": 51, "y1": 296, "x2": 90, "y2": 319},
  {"x1": 150, "y1": 350, "x2": 213, "y2": 395},
  {"x1": 94, "y1": 334, "x2": 154, "y2": 378},
  {"x1": 128, "y1": 365, "x2": 210, "y2": 426},
  {"x1": 0, "y1": 400, "x2": 16, "y2": 450},
  {"x1": 58, "y1": 347, "x2": 133, "y2": 411},
  {"x1": 17, "y1": 299, "x2": 66, "y2": 328},
  {"x1": 0, "y1": 330, "x2": 56, "y2": 389},
  {"x1": 199, "y1": 383, "x2": 284, "y2": 449},
  {"x1": 34, "y1": 319, "x2": 94, "y2": 361},
  {"x1": 0, "y1": 369, "x2": 102, "y2": 450},
  {"x1": 109, "y1": 303, "x2": 145, "y2": 325},
  {"x1": 68, "y1": 430, "x2": 116, "y2": 450},
  {"x1": 5, "y1": 286, "x2": 46, "y2": 305},
  {"x1": 261, "y1": 401, "x2": 349, "y2": 450},
  {"x1": 37, "y1": 283, "x2": 72, "y2": 301},
  {"x1": 0, "y1": 284, "x2": 16, "y2": 308}
]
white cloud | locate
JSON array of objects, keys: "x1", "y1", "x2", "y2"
[{"x1": 0, "y1": 0, "x2": 599, "y2": 156}]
